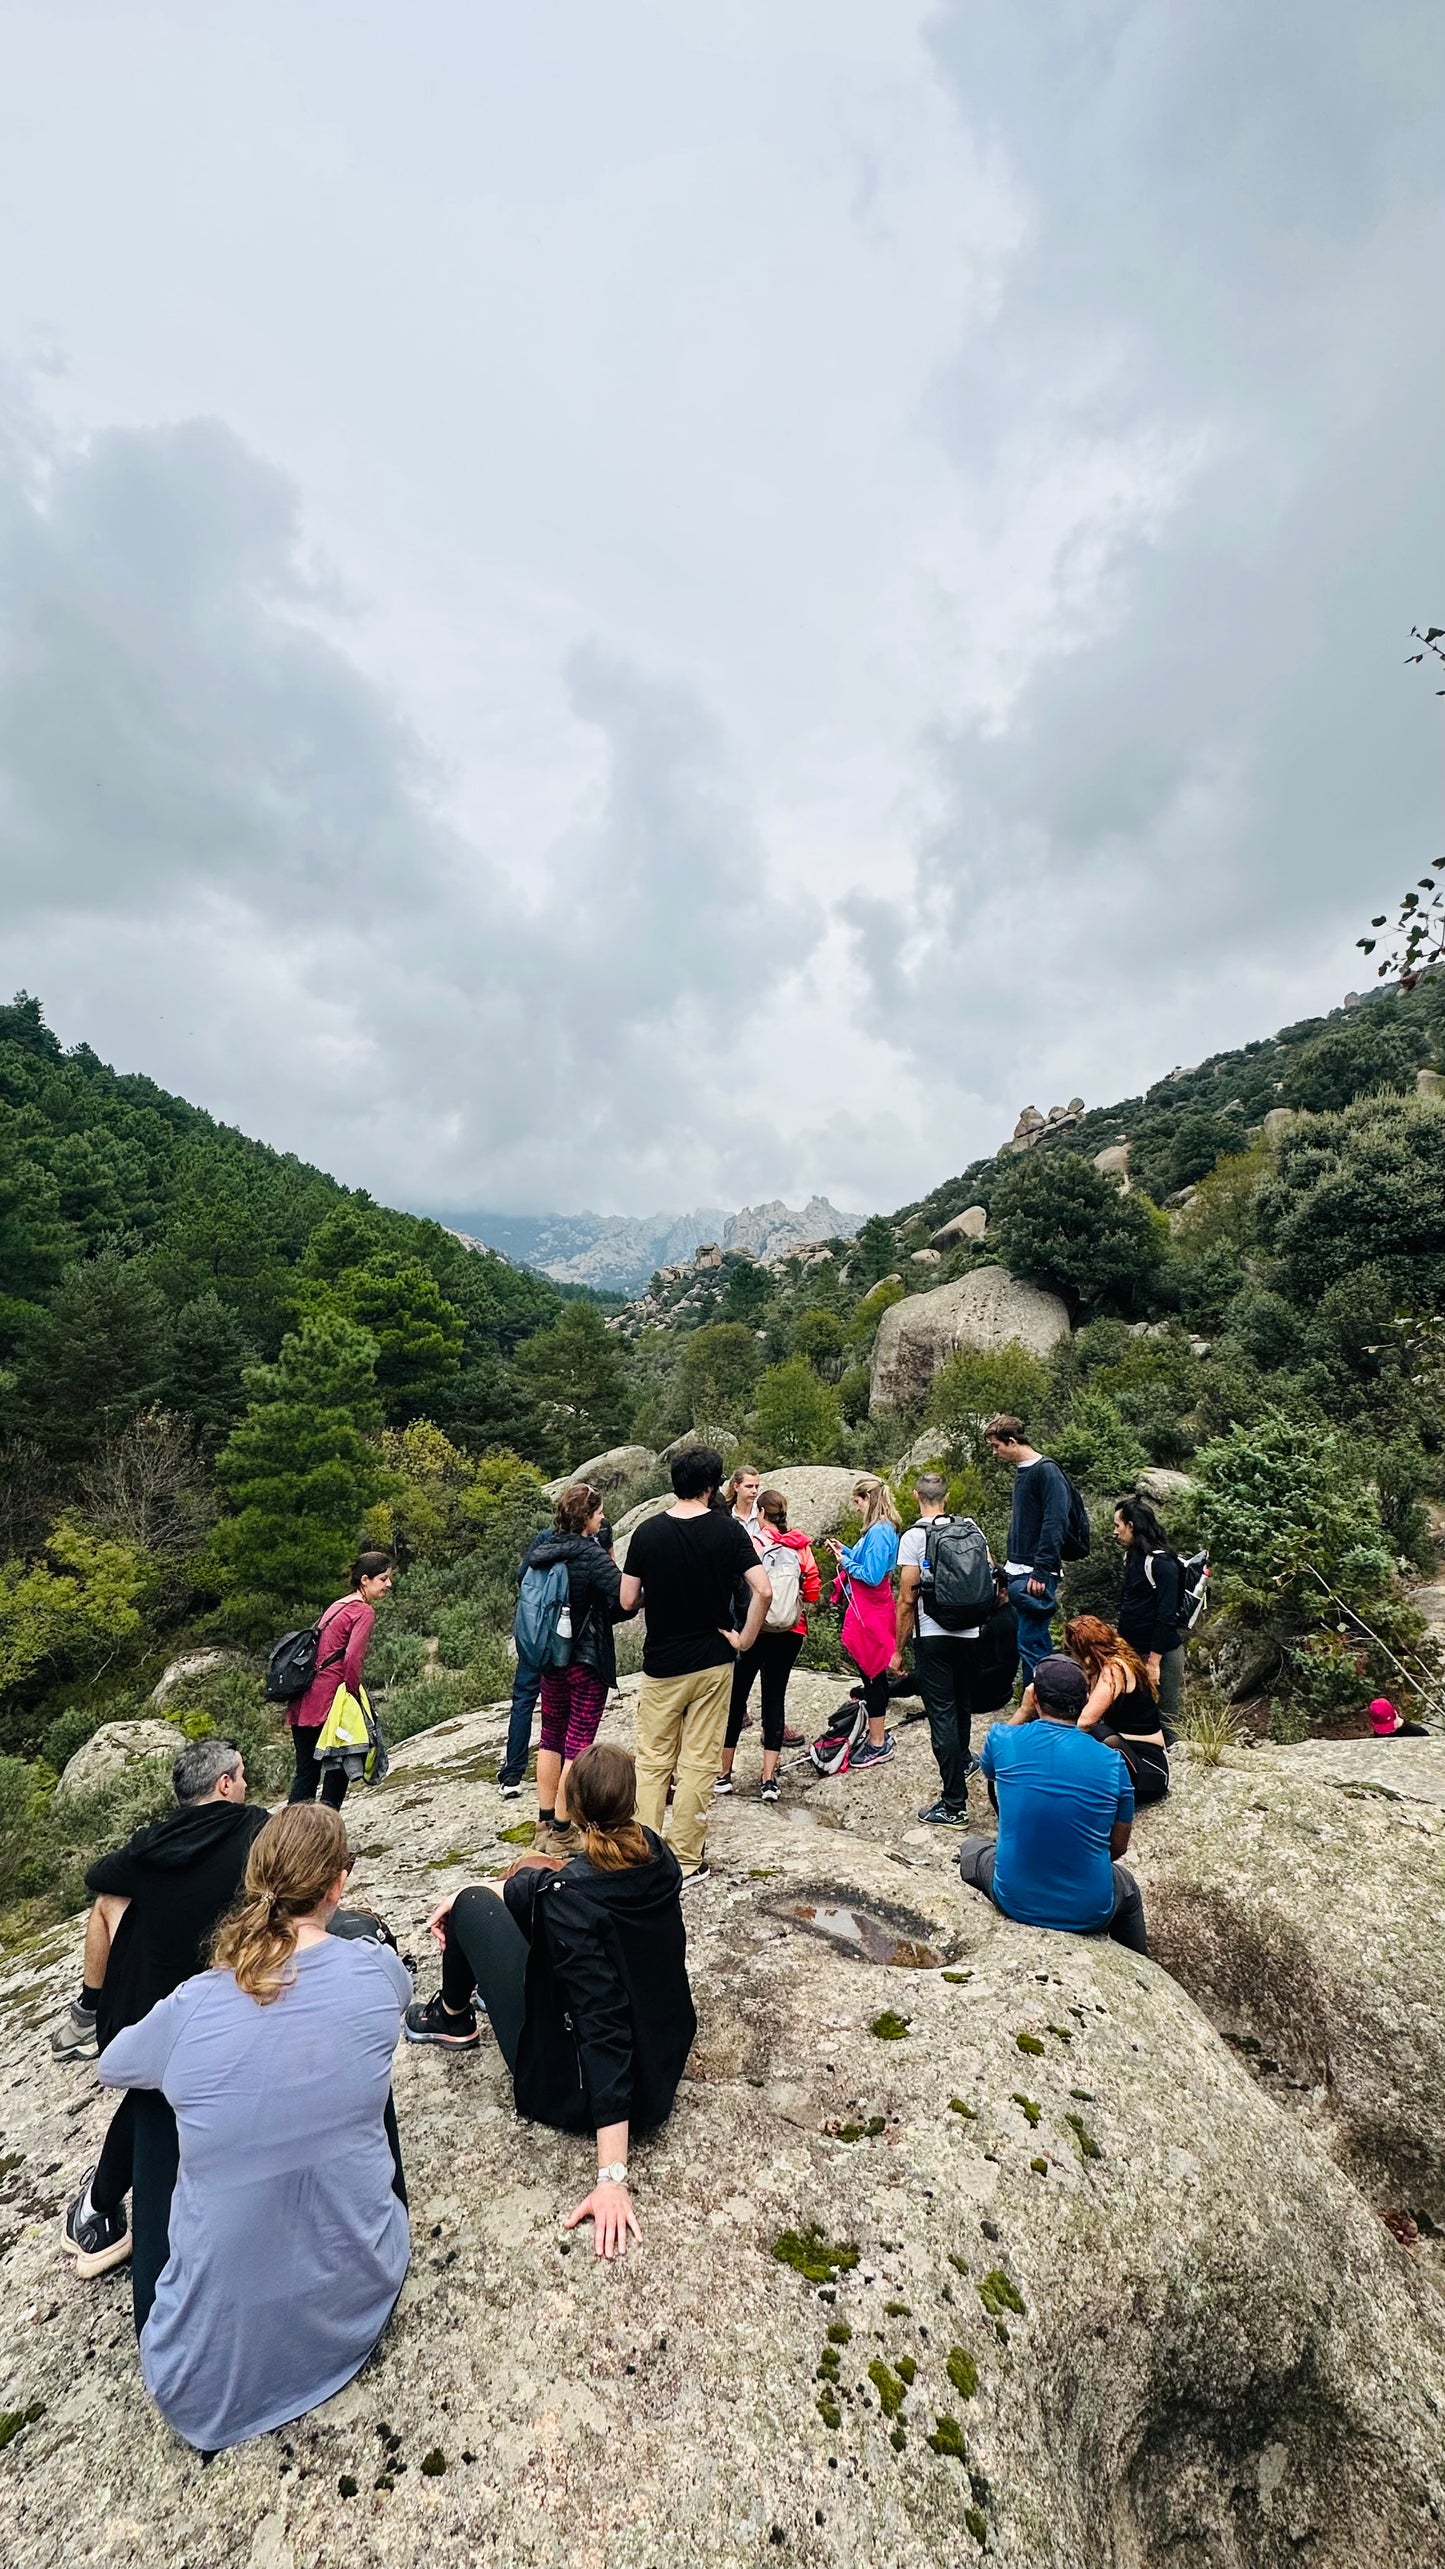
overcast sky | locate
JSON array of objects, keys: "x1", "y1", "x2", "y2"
[{"x1": 1, "y1": 1, "x2": 1441, "y2": 1220}]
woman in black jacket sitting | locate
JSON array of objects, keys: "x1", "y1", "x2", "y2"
[
  {"x1": 519, "y1": 1482, "x2": 631, "y2": 1845},
  {"x1": 405, "y1": 1742, "x2": 695, "y2": 2259}
]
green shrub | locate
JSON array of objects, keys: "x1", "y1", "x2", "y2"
[
  {"x1": 751, "y1": 1360, "x2": 842, "y2": 1462},
  {"x1": 989, "y1": 1154, "x2": 1167, "y2": 1316},
  {"x1": 380, "y1": 1672, "x2": 476, "y2": 1746},
  {"x1": 928, "y1": 1347, "x2": 1052, "y2": 1467},
  {"x1": 367, "y1": 1629, "x2": 431, "y2": 1690},
  {"x1": 1051, "y1": 1392, "x2": 1146, "y2": 1495},
  {"x1": 1192, "y1": 1411, "x2": 1394, "y2": 1625},
  {"x1": 435, "y1": 1604, "x2": 490, "y2": 1669}
]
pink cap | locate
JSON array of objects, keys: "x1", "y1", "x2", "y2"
[{"x1": 1368, "y1": 1697, "x2": 1398, "y2": 1735}]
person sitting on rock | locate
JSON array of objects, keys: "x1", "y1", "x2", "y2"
[
  {"x1": 958, "y1": 1654, "x2": 1148, "y2": 1953},
  {"x1": 1067, "y1": 1613, "x2": 1171, "y2": 1807},
  {"x1": 405, "y1": 1742, "x2": 696, "y2": 2260},
  {"x1": 715, "y1": 1488, "x2": 821, "y2": 1804},
  {"x1": 1368, "y1": 1696, "x2": 1429, "y2": 1738},
  {"x1": 56, "y1": 1736, "x2": 269, "y2": 2320},
  {"x1": 96, "y1": 1804, "x2": 413, "y2": 2452}
]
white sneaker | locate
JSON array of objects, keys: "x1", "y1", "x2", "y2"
[{"x1": 713, "y1": 1776, "x2": 734, "y2": 1797}]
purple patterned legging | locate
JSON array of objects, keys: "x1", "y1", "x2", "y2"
[{"x1": 538, "y1": 1664, "x2": 608, "y2": 1763}]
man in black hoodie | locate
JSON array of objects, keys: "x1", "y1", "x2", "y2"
[{"x1": 56, "y1": 1736, "x2": 269, "y2": 2317}]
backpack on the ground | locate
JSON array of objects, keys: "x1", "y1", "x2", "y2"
[
  {"x1": 1059, "y1": 1469, "x2": 1092, "y2": 1562},
  {"x1": 1149, "y1": 1547, "x2": 1210, "y2": 1632},
  {"x1": 920, "y1": 1515, "x2": 996, "y2": 1630},
  {"x1": 761, "y1": 1541, "x2": 803, "y2": 1633},
  {"x1": 514, "y1": 1560, "x2": 573, "y2": 1671},
  {"x1": 264, "y1": 1617, "x2": 347, "y2": 1704},
  {"x1": 807, "y1": 1696, "x2": 869, "y2": 1778}
]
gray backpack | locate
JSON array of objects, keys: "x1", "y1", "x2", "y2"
[{"x1": 920, "y1": 1515, "x2": 995, "y2": 1630}]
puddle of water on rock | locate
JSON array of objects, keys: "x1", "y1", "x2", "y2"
[{"x1": 779, "y1": 1900, "x2": 944, "y2": 1970}]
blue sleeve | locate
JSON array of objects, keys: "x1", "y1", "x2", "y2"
[
  {"x1": 842, "y1": 1525, "x2": 898, "y2": 1583},
  {"x1": 1113, "y1": 1755, "x2": 1135, "y2": 1825},
  {"x1": 1033, "y1": 1462, "x2": 1070, "y2": 1577},
  {"x1": 96, "y1": 1980, "x2": 199, "y2": 2092},
  {"x1": 980, "y1": 1728, "x2": 999, "y2": 1779}
]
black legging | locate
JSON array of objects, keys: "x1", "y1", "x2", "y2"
[
  {"x1": 1105, "y1": 1734, "x2": 1170, "y2": 1806},
  {"x1": 442, "y1": 1887, "x2": 529, "y2": 2071},
  {"x1": 726, "y1": 1630, "x2": 805, "y2": 1752},
  {"x1": 288, "y1": 1723, "x2": 349, "y2": 1809},
  {"x1": 852, "y1": 1667, "x2": 890, "y2": 1726}
]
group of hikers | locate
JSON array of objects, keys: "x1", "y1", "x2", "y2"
[{"x1": 48, "y1": 1412, "x2": 1412, "y2": 2457}]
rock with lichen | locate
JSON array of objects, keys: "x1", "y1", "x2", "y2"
[{"x1": 3, "y1": 1700, "x2": 1444, "y2": 2566}]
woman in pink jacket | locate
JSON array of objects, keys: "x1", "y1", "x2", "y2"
[{"x1": 287, "y1": 1550, "x2": 394, "y2": 1810}]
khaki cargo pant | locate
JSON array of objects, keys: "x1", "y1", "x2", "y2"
[{"x1": 634, "y1": 1661, "x2": 734, "y2": 1875}]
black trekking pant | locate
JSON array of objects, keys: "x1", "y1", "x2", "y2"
[
  {"x1": 726, "y1": 1630, "x2": 805, "y2": 1753},
  {"x1": 957, "y1": 1836, "x2": 1149, "y2": 1956},
  {"x1": 442, "y1": 1887, "x2": 529, "y2": 2073},
  {"x1": 89, "y1": 2087, "x2": 181, "y2": 2338},
  {"x1": 914, "y1": 1635, "x2": 976, "y2": 1808},
  {"x1": 288, "y1": 1723, "x2": 349, "y2": 1809}
]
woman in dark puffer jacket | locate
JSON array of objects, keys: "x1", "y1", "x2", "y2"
[{"x1": 518, "y1": 1482, "x2": 631, "y2": 1844}]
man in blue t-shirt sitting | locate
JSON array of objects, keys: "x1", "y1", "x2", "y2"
[{"x1": 958, "y1": 1655, "x2": 1148, "y2": 1953}]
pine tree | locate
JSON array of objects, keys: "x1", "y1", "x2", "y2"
[{"x1": 213, "y1": 1316, "x2": 388, "y2": 1623}]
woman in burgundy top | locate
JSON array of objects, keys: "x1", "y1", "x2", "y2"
[{"x1": 287, "y1": 1550, "x2": 394, "y2": 1810}]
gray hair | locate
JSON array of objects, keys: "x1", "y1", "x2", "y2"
[
  {"x1": 914, "y1": 1472, "x2": 948, "y2": 1505},
  {"x1": 173, "y1": 1737, "x2": 242, "y2": 1805}
]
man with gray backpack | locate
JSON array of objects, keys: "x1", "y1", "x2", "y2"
[{"x1": 893, "y1": 1473, "x2": 1017, "y2": 1826}]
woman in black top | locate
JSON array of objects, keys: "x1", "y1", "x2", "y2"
[
  {"x1": 404, "y1": 1742, "x2": 696, "y2": 2259},
  {"x1": 1114, "y1": 1496, "x2": 1185, "y2": 1724},
  {"x1": 1068, "y1": 1613, "x2": 1170, "y2": 1805}
]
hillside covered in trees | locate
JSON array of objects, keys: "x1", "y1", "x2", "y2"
[{"x1": 3, "y1": 973, "x2": 1443, "y2": 1914}]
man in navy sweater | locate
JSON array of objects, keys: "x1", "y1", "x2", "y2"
[{"x1": 985, "y1": 1414, "x2": 1072, "y2": 1685}]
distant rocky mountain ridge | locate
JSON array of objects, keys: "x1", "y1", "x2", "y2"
[{"x1": 436, "y1": 1196, "x2": 859, "y2": 1293}]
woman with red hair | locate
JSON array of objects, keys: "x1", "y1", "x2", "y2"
[{"x1": 1066, "y1": 1614, "x2": 1170, "y2": 1806}]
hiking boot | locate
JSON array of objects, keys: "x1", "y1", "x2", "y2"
[
  {"x1": 62, "y1": 2173, "x2": 132, "y2": 2277},
  {"x1": 760, "y1": 1777, "x2": 781, "y2": 1804},
  {"x1": 50, "y1": 2001, "x2": 99, "y2": 2061},
  {"x1": 713, "y1": 1776, "x2": 735, "y2": 1798},
  {"x1": 404, "y1": 1992, "x2": 480, "y2": 2049},
  {"x1": 849, "y1": 1735, "x2": 895, "y2": 1774},
  {"x1": 917, "y1": 1798, "x2": 968, "y2": 1826}
]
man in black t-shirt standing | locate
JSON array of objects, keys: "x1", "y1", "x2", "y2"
[{"x1": 618, "y1": 1446, "x2": 771, "y2": 1881}]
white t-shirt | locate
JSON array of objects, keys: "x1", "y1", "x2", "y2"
[{"x1": 898, "y1": 1519, "x2": 981, "y2": 1641}]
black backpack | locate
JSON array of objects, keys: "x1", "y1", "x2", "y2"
[
  {"x1": 920, "y1": 1516, "x2": 996, "y2": 1630},
  {"x1": 1058, "y1": 1469, "x2": 1092, "y2": 1562},
  {"x1": 264, "y1": 1614, "x2": 347, "y2": 1704}
]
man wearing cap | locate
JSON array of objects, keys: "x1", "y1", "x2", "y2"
[{"x1": 958, "y1": 1655, "x2": 1148, "y2": 1952}]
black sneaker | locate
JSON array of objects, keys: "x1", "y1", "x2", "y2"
[
  {"x1": 917, "y1": 1798, "x2": 968, "y2": 1826},
  {"x1": 679, "y1": 1864, "x2": 711, "y2": 1890},
  {"x1": 760, "y1": 1777, "x2": 780, "y2": 1803},
  {"x1": 498, "y1": 1777, "x2": 524, "y2": 1801},
  {"x1": 62, "y1": 2172, "x2": 132, "y2": 2277},
  {"x1": 404, "y1": 1992, "x2": 480, "y2": 2049}
]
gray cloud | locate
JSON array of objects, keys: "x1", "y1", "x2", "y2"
[
  {"x1": 847, "y1": 0, "x2": 1445, "y2": 1096},
  {"x1": 0, "y1": 379, "x2": 824, "y2": 1207}
]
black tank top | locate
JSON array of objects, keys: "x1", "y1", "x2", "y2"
[{"x1": 1106, "y1": 1673, "x2": 1160, "y2": 1736}]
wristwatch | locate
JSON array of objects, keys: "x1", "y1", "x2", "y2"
[{"x1": 596, "y1": 2161, "x2": 629, "y2": 2187}]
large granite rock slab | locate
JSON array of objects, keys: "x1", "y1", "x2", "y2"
[
  {"x1": 870, "y1": 1267, "x2": 1071, "y2": 1415},
  {"x1": 54, "y1": 1719, "x2": 186, "y2": 1801},
  {"x1": 5, "y1": 1708, "x2": 1444, "y2": 2566}
]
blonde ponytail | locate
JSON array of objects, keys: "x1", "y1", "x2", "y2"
[
  {"x1": 567, "y1": 1741, "x2": 653, "y2": 1873},
  {"x1": 212, "y1": 1805, "x2": 350, "y2": 2004}
]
